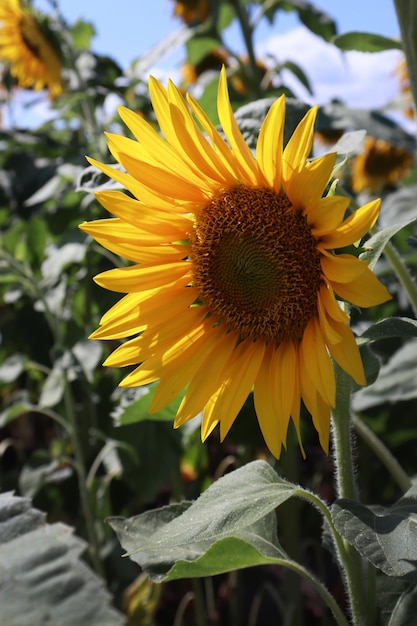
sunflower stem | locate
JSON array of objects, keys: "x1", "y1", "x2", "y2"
[
  {"x1": 278, "y1": 438, "x2": 302, "y2": 626},
  {"x1": 229, "y1": 0, "x2": 263, "y2": 94},
  {"x1": 63, "y1": 378, "x2": 105, "y2": 579},
  {"x1": 278, "y1": 559, "x2": 351, "y2": 626},
  {"x1": 383, "y1": 238, "x2": 417, "y2": 317},
  {"x1": 331, "y1": 363, "x2": 369, "y2": 626},
  {"x1": 352, "y1": 414, "x2": 412, "y2": 493}
]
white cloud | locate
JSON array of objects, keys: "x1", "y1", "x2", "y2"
[{"x1": 258, "y1": 26, "x2": 403, "y2": 110}]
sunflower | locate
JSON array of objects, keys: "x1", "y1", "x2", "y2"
[
  {"x1": 351, "y1": 136, "x2": 413, "y2": 194},
  {"x1": 80, "y1": 68, "x2": 390, "y2": 458},
  {"x1": 0, "y1": 0, "x2": 62, "y2": 98},
  {"x1": 172, "y1": 0, "x2": 210, "y2": 25}
]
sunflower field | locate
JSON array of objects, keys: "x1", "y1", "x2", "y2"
[{"x1": 1, "y1": 1, "x2": 417, "y2": 625}]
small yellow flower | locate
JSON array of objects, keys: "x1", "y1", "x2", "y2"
[
  {"x1": 351, "y1": 136, "x2": 413, "y2": 194},
  {"x1": 80, "y1": 68, "x2": 390, "y2": 458},
  {"x1": 0, "y1": 0, "x2": 62, "y2": 98}
]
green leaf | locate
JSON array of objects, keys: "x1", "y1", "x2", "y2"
[
  {"x1": 159, "y1": 535, "x2": 287, "y2": 582},
  {"x1": 39, "y1": 365, "x2": 65, "y2": 408},
  {"x1": 19, "y1": 454, "x2": 73, "y2": 499},
  {"x1": 112, "y1": 385, "x2": 184, "y2": 426},
  {"x1": 70, "y1": 19, "x2": 95, "y2": 50},
  {"x1": 359, "y1": 318, "x2": 417, "y2": 344},
  {"x1": 0, "y1": 492, "x2": 124, "y2": 625},
  {"x1": 332, "y1": 130, "x2": 367, "y2": 156},
  {"x1": 360, "y1": 220, "x2": 416, "y2": 270},
  {"x1": 281, "y1": 0, "x2": 337, "y2": 42},
  {"x1": 375, "y1": 575, "x2": 412, "y2": 626},
  {"x1": 353, "y1": 339, "x2": 417, "y2": 410},
  {"x1": 358, "y1": 343, "x2": 381, "y2": 387},
  {"x1": 282, "y1": 60, "x2": 313, "y2": 94},
  {"x1": 380, "y1": 185, "x2": 417, "y2": 229},
  {"x1": 332, "y1": 484, "x2": 417, "y2": 583},
  {"x1": 0, "y1": 353, "x2": 26, "y2": 383},
  {"x1": 108, "y1": 460, "x2": 300, "y2": 582},
  {"x1": 332, "y1": 32, "x2": 402, "y2": 52},
  {"x1": 186, "y1": 36, "x2": 220, "y2": 66},
  {"x1": 389, "y1": 585, "x2": 417, "y2": 626}
]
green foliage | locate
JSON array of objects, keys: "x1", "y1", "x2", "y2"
[
  {"x1": 109, "y1": 461, "x2": 295, "y2": 581},
  {"x1": 0, "y1": 492, "x2": 124, "y2": 625},
  {"x1": 332, "y1": 32, "x2": 402, "y2": 53},
  {"x1": 332, "y1": 485, "x2": 417, "y2": 582}
]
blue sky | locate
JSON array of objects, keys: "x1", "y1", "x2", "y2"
[
  {"x1": 12, "y1": 1, "x2": 406, "y2": 128},
  {"x1": 37, "y1": 0, "x2": 400, "y2": 71}
]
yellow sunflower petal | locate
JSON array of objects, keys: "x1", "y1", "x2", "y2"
[
  {"x1": 186, "y1": 92, "x2": 240, "y2": 180},
  {"x1": 321, "y1": 253, "x2": 369, "y2": 284},
  {"x1": 256, "y1": 96, "x2": 285, "y2": 190},
  {"x1": 317, "y1": 287, "x2": 343, "y2": 345},
  {"x1": 327, "y1": 320, "x2": 366, "y2": 386},
  {"x1": 286, "y1": 152, "x2": 336, "y2": 211},
  {"x1": 331, "y1": 267, "x2": 391, "y2": 307},
  {"x1": 150, "y1": 323, "x2": 224, "y2": 412},
  {"x1": 91, "y1": 285, "x2": 197, "y2": 340},
  {"x1": 117, "y1": 152, "x2": 210, "y2": 204},
  {"x1": 93, "y1": 190, "x2": 192, "y2": 236},
  {"x1": 282, "y1": 105, "x2": 318, "y2": 181},
  {"x1": 119, "y1": 313, "x2": 209, "y2": 387},
  {"x1": 105, "y1": 305, "x2": 206, "y2": 368},
  {"x1": 217, "y1": 66, "x2": 259, "y2": 183},
  {"x1": 94, "y1": 261, "x2": 190, "y2": 293},
  {"x1": 309, "y1": 195, "x2": 350, "y2": 233},
  {"x1": 253, "y1": 344, "x2": 285, "y2": 459},
  {"x1": 167, "y1": 80, "x2": 236, "y2": 186},
  {"x1": 81, "y1": 218, "x2": 187, "y2": 263},
  {"x1": 319, "y1": 282, "x2": 350, "y2": 323},
  {"x1": 311, "y1": 394, "x2": 331, "y2": 454},
  {"x1": 273, "y1": 341, "x2": 297, "y2": 441},
  {"x1": 106, "y1": 130, "x2": 209, "y2": 192},
  {"x1": 319, "y1": 198, "x2": 381, "y2": 249},
  {"x1": 300, "y1": 319, "x2": 335, "y2": 408},
  {"x1": 174, "y1": 331, "x2": 238, "y2": 426},
  {"x1": 210, "y1": 339, "x2": 265, "y2": 441}
]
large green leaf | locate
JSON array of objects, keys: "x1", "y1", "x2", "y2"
[
  {"x1": 108, "y1": 460, "x2": 300, "y2": 582},
  {"x1": 353, "y1": 339, "x2": 417, "y2": 410},
  {"x1": 389, "y1": 585, "x2": 417, "y2": 626},
  {"x1": 332, "y1": 32, "x2": 402, "y2": 52},
  {"x1": 0, "y1": 492, "x2": 124, "y2": 626},
  {"x1": 380, "y1": 186, "x2": 417, "y2": 229},
  {"x1": 376, "y1": 575, "x2": 413, "y2": 626},
  {"x1": 332, "y1": 485, "x2": 417, "y2": 583},
  {"x1": 359, "y1": 317, "x2": 417, "y2": 344}
]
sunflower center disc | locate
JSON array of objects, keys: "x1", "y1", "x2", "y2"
[{"x1": 191, "y1": 185, "x2": 322, "y2": 343}]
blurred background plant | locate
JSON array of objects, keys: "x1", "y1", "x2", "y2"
[{"x1": 0, "y1": 1, "x2": 416, "y2": 625}]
